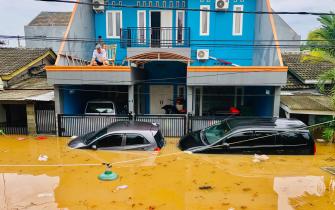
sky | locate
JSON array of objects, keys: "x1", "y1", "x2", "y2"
[{"x1": 0, "y1": 0, "x2": 334, "y2": 46}]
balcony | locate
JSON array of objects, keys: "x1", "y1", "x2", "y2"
[{"x1": 120, "y1": 27, "x2": 190, "y2": 48}]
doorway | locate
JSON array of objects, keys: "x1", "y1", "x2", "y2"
[
  {"x1": 150, "y1": 85, "x2": 173, "y2": 114},
  {"x1": 150, "y1": 11, "x2": 173, "y2": 47},
  {"x1": 151, "y1": 11, "x2": 161, "y2": 47}
]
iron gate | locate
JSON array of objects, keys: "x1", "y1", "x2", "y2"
[{"x1": 36, "y1": 110, "x2": 56, "y2": 134}]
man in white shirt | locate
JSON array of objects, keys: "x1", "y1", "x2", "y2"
[{"x1": 90, "y1": 44, "x2": 108, "y2": 66}]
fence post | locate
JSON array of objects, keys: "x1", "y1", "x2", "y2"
[
  {"x1": 57, "y1": 114, "x2": 62, "y2": 137},
  {"x1": 187, "y1": 113, "x2": 193, "y2": 133}
]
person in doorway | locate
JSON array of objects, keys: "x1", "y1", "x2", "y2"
[{"x1": 90, "y1": 44, "x2": 108, "y2": 66}]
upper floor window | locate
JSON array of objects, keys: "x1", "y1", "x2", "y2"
[
  {"x1": 106, "y1": 10, "x2": 122, "y2": 38},
  {"x1": 200, "y1": 5, "x2": 210, "y2": 36},
  {"x1": 137, "y1": 10, "x2": 146, "y2": 44},
  {"x1": 233, "y1": 5, "x2": 243, "y2": 36}
]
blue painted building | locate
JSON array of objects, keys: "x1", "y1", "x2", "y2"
[{"x1": 48, "y1": 0, "x2": 298, "y2": 117}]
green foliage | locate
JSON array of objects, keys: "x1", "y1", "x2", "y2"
[{"x1": 322, "y1": 127, "x2": 334, "y2": 142}]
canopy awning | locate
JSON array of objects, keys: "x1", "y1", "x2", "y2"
[{"x1": 127, "y1": 52, "x2": 191, "y2": 66}]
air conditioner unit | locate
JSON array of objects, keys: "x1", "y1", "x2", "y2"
[
  {"x1": 215, "y1": 0, "x2": 229, "y2": 10},
  {"x1": 197, "y1": 49, "x2": 209, "y2": 60},
  {"x1": 93, "y1": 0, "x2": 104, "y2": 13}
]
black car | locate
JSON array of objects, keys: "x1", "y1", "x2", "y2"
[
  {"x1": 179, "y1": 118, "x2": 315, "y2": 155},
  {"x1": 68, "y1": 121, "x2": 165, "y2": 151}
]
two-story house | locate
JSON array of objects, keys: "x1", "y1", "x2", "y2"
[{"x1": 46, "y1": 0, "x2": 298, "y2": 119}]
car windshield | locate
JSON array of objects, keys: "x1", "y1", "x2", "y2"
[
  {"x1": 85, "y1": 127, "x2": 108, "y2": 144},
  {"x1": 86, "y1": 103, "x2": 114, "y2": 114},
  {"x1": 203, "y1": 121, "x2": 231, "y2": 144}
]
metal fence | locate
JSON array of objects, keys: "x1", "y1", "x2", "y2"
[
  {"x1": 0, "y1": 123, "x2": 28, "y2": 135},
  {"x1": 135, "y1": 115, "x2": 186, "y2": 137},
  {"x1": 36, "y1": 110, "x2": 56, "y2": 134},
  {"x1": 58, "y1": 115, "x2": 130, "y2": 137}
]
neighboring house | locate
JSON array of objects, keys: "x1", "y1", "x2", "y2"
[
  {"x1": 24, "y1": 12, "x2": 72, "y2": 53},
  {"x1": 0, "y1": 48, "x2": 56, "y2": 134},
  {"x1": 46, "y1": 0, "x2": 299, "y2": 118},
  {"x1": 280, "y1": 53, "x2": 335, "y2": 125}
]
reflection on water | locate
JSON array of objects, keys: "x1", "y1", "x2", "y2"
[
  {"x1": 274, "y1": 176, "x2": 326, "y2": 210},
  {"x1": 1, "y1": 136, "x2": 335, "y2": 209},
  {"x1": 0, "y1": 173, "x2": 60, "y2": 209}
]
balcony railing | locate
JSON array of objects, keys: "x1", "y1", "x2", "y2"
[{"x1": 121, "y1": 27, "x2": 190, "y2": 48}]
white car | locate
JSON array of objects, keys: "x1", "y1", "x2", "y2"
[{"x1": 85, "y1": 100, "x2": 116, "y2": 115}]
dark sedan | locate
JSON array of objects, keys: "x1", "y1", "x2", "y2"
[
  {"x1": 179, "y1": 118, "x2": 315, "y2": 155},
  {"x1": 68, "y1": 121, "x2": 165, "y2": 151}
]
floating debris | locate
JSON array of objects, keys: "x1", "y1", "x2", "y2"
[
  {"x1": 252, "y1": 154, "x2": 269, "y2": 163},
  {"x1": 98, "y1": 163, "x2": 118, "y2": 181},
  {"x1": 116, "y1": 185, "x2": 128, "y2": 190},
  {"x1": 199, "y1": 185, "x2": 213, "y2": 190},
  {"x1": 38, "y1": 154, "x2": 48, "y2": 161}
]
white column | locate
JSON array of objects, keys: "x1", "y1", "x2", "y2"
[
  {"x1": 54, "y1": 85, "x2": 63, "y2": 114},
  {"x1": 128, "y1": 85, "x2": 135, "y2": 114},
  {"x1": 187, "y1": 86, "x2": 193, "y2": 115},
  {"x1": 273, "y1": 86, "x2": 281, "y2": 117}
]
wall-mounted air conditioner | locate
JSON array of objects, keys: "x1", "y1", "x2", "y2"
[
  {"x1": 215, "y1": 0, "x2": 229, "y2": 10},
  {"x1": 197, "y1": 49, "x2": 209, "y2": 60},
  {"x1": 93, "y1": 0, "x2": 104, "y2": 13}
]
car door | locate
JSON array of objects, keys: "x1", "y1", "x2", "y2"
[
  {"x1": 91, "y1": 134, "x2": 124, "y2": 150},
  {"x1": 252, "y1": 131, "x2": 278, "y2": 154},
  {"x1": 277, "y1": 131, "x2": 310, "y2": 155},
  {"x1": 225, "y1": 131, "x2": 256, "y2": 154},
  {"x1": 123, "y1": 133, "x2": 152, "y2": 151}
]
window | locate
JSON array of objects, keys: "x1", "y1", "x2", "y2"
[
  {"x1": 226, "y1": 132, "x2": 254, "y2": 147},
  {"x1": 149, "y1": 1, "x2": 152, "y2": 7},
  {"x1": 169, "y1": 1, "x2": 173, "y2": 8},
  {"x1": 137, "y1": 11, "x2": 146, "y2": 44},
  {"x1": 253, "y1": 131, "x2": 277, "y2": 146},
  {"x1": 233, "y1": 5, "x2": 243, "y2": 36},
  {"x1": 95, "y1": 134, "x2": 123, "y2": 148},
  {"x1": 106, "y1": 10, "x2": 122, "y2": 38},
  {"x1": 204, "y1": 121, "x2": 231, "y2": 144},
  {"x1": 278, "y1": 132, "x2": 308, "y2": 146},
  {"x1": 156, "y1": 1, "x2": 159, "y2": 7},
  {"x1": 118, "y1": 1, "x2": 122, "y2": 6},
  {"x1": 177, "y1": 85, "x2": 185, "y2": 98},
  {"x1": 137, "y1": 1, "x2": 140, "y2": 6},
  {"x1": 126, "y1": 134, "x2": 149, "y2": 145},
  {"x1": 176, "y1": 1, "x2": 179, "y2": 7},
  {"x1": 200, "y1": 5, "x2": 210, "y2": 36},
  {"x1": 176, "y1": 10, "x2": 185, "y2": 44},
  {"x1": 182, "y1": 1, "x2": 185, "y2": 7},
  {"x1": 162, "y1": 1, "x2": 166, "y2": 7}
]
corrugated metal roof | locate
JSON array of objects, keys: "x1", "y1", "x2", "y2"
[
  {"x1": 0, "y1": 90, "x2": 53, "y2": 101},
  {"x1": 9, "y1": 77, "x2": 53, "y2": 90},
  {"x1": 281, "y1": 95, "x2": 335, "y2": 112}
]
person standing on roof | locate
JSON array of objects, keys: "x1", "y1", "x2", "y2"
[{"x1": 90, "y1": 44, "x2": 108, "y2": 66}]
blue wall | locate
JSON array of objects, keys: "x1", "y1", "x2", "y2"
[{"x1": 95, "y1": 0, "x2": 257, "y2": 66}]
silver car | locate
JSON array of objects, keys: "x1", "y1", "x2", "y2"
[{"x1": 68, "y1": 121, "x2": 165, "y2": 151}]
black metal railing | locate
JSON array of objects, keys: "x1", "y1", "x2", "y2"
[
  {"x1": 121, "y1": 27, "x2": 190, "y2": 48},
  {"x1": 0, "y1": 123, "x2": 28, "y2": 135}
]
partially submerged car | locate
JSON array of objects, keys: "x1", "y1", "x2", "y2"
[
  {"x1": 68, "y1": 121, "x2": 165, "y2": 151},
  {"x1": 85, "y1": 100, "x2": 116, "y2": 115},
  {"x1": 179, "y1": 118, "x2": 315, "y2": 155}
]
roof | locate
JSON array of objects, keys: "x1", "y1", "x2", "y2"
[
  {"x1": 0, "y1": 89, "x2": 53, "y2": 102},
  {"x1": 27, "y1": 12, "x2": 71, "y2": 26},
  {"x1": 9, "y1": 77, "x2": 53, "y2": 90},
  {"x1": 226, "y1": 118, "x2": 306, "y2": 130},
  {"x1": 107, "y1": 121, "x2": 159, "y2": 133},
  {"x1": 0, "y1": 48, "x2": 56, "y2": 78},
  {"x1": 282, "y1": 53, "x2": 335, "y2": 90},
  {"x1": 281, "y1": 95, "x2": 335, "y2": 115}
]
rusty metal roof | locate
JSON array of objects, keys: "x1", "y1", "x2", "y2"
[
  {"x1": 281, "y1": 95, "x2": 335, "y2": 113},
  {"x1": 0, "y1": 89, "x2": 53, "y2": 102},
  {"x1": 27, "y1": 12, "x2": 71, "y2": 26}
]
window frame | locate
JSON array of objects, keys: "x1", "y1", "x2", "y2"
[
  {"x1": 92, "y1": 133, "x2": 124, "y2": 148},
  {"x1": 175, "y1": 10, "x2": 185, "y2": 44},
  {"x1": 106, "y1": 10, "x2": 123, "y2": 39},
  {"x1": 137, "y1": 10, "x2": 146, "y2": 44},
  {"x1": 232, "y1": 5, "x2": 244, "y2": 36},
  {"x1": 200, "y1": 5, "x2": 210, "y2": 36}
]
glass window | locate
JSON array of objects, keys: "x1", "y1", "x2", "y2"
[
  {"x1": 204, "y1": 121, "x2": 231, "y2": 144},
  {"x1": 226, "y1": 132, "x2": 254, "y2": 147},
  {"x1": 200, "y1": 5, "x2": 210, "y2": 36},
  {"x1": 137, "y1": 11, "x2": 146, "y2": 44},
  {"x1": 95, "y1": 134, "x2": 123, "y2": 148},
  {"x1": 233, "y1": 5, "x2": 243, "y2": 36},
  {"x1": 176, "y1": 11, "x2": 184, "y2": 44},
  {"x1": 253, "y1": 131, "x2": 277, "y2": 146},
  {"x1": 126, "y1": 134, "x2": 149, "y2": 145},
  {"x1": 107, "y1": 11, "x2": 122, "y2": 38},
  {"x1": 278, "y1": 132, "x2": 308, "y2": 146}
]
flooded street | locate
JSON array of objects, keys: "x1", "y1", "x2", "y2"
[{"x1": 0, "y1": 135, "x2": 335, "y2": 210}]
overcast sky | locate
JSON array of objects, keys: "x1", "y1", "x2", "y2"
[{"x1": 0, "y1": 0, "x2": 334, "y2": 46}]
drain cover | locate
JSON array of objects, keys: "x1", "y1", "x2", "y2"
[{"x1": 321, "y1": 167, "x2": 335, "y2": 175}]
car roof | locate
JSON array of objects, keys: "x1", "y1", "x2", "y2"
[
  {"x1": 106, "y1": 121, "x2": 159, "y2": 133},
  {"x1": 226, "y1": 117, "x2": 307, "y2": 130}
]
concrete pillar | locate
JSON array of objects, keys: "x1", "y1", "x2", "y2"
[
  {"x1": 187, "y1": 86, "x2": 193, "y2": 115},
  {"x1": 54, "y1": 85, "x2": 63, "y2": 114},
  {"x1": 26, "y1": 103, "x2": 37, "y2": 135},
  {"x1": 273, "y1": 86, "x2": 281, "y2": 117},
  {"x1": 128, "y1": 85, "x2": 134, "y2": 114}
]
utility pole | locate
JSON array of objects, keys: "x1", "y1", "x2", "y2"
[{"x1": 17, "y1": 35, "x2": 21, "y2": 48}]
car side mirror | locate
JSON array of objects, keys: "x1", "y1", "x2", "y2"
[
  {"x1": 91, "y1": 145, "x2": 97, "y2": 150},
  {"x1": 222, "y1": 143, "x2": 230, "y2": 149}
]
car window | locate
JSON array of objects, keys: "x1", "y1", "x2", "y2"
[
  {"x1": 125, "y1": 134, "x2": 149, "y2": 145},
  {"x1": 204, "y1": 121, "x2": 231, "y2": 144},
  {"x1": 278, "y1": 132, "x2": 308, "y2": 145},
  {"x1": 95, "y1": 134, "x2": 123, "y2": 148},
  {"x1": 85, "y1": 128, "x2": 107, "y2": 144},
  {"x1": 253, "y1": 131, "x2": 277, "y2": 146},
  {"x1": 226, "y1": 131, "x2": 254, "y2": 147},
  {"x1": 86, "y1": 102, "x2": 114, "y2": 114}
]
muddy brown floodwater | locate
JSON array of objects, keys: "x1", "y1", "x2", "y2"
[{"x1": 0, "y1": 135, "x2": 335, "y2": 210}]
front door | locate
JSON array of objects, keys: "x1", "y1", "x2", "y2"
[{"x1": 150, "y1": 85, "x2": 173, "y2": 114}]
